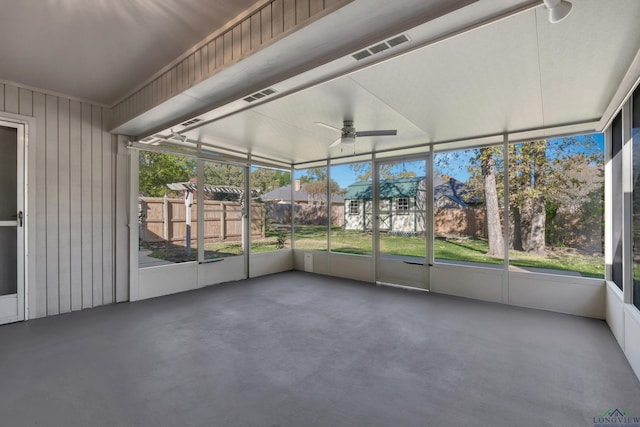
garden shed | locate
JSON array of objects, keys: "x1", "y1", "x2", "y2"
[
  {"x1": 344, "y1": 177, "x2": 427, "y2": 233},
  {"x1": 344, "y1": 176, "x2": 476, "y2": 234}
]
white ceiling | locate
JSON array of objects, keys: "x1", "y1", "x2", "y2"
[
  {"x1": 153, "y1": 0, "x2": 640, "y2": 165},
  {"x1": 3, "y1": 1, "x2": 638, "y2": 164},
  {"x1": 0, "y1": 0, "x2": 257, "y2": 104}
]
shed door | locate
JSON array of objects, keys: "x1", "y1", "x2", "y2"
[
  {"x1": 0, "y1": 122, "x2": 25, "y2": 324},
  {"x1": 374, "y1": 158, "x2": 429, "y2": 290}
]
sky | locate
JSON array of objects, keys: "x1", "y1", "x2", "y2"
[{"x1": 299, "y1": 133, "x2": 605, "y2": 189}]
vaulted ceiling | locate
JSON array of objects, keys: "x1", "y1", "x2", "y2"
[
  {"x1": 147, "y1": 0, "x2": 640, "y2": 164},
  {"x1": 2, "y1": 0, "x2": 639, "y2": 165}
]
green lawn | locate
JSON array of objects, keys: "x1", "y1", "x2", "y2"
[
  {"x1": 294, "y1": 225, "x2": 604, "y2": 278},
  {"x1": 147, "y1": 225, "x2": 604, "y2": 278}
]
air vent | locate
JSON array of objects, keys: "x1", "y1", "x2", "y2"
[
  {"x1": 180, "y1": 118, "x2": 202, "y2": 127},
  {"x1": 387, "y1": 34, "x2": 409, "y2": 47},
  {"x1": 352, "y1": 50, "x2": 372, "y2": 61},
  {"x1": 243, "y1": 88, "x2": 277, "y2": 103},
  {"x1": 369, "y1": 42, "x2": 389, "y2": 54},
  {"x1": 352, "y1": 33, "x2": 410, "y2": 61}
]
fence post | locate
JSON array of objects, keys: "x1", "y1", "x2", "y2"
[
  {"x1": 221, "y1": 202, "x2": 226, "y2": 240},
  {"x1": 163, "y1": 194, "x2": 169, "y2": 248}
]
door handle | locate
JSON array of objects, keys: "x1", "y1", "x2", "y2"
[{"x1": 18, "y1": 211, "x2": 23, "y2": 227}]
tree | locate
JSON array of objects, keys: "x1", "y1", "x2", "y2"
[
  {"x1": 251, "y1": 168, "x2": 291, "y2": 194},
  {"x1": 526, "y1": 140, "x2": 548, "y2": 255},
  {"x1": 203, "y1": 163, "x2": 244, "y2": 200},
  {"x1": 508, "y1": 136, "x2": 603, "y2": 255},
  {"x1": 478, "y1": 147, "x2": 504, "y2": 257},
  {"x1": 349, "y1": 162, "x2": 417, "y2": 181},
  {"x1": 299, "y1": 168, "x2": 327, "y2": 183},
  {"x1": 303, "y1": 179, "x2": 341, "y2": 205},
  {"x1": 139, "y1": 152, "x2": 196, "y2": 197}
]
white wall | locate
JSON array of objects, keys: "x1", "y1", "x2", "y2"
[
  {"x1": 606, "y1": 282, "x2": 640, "y2": 379},
  {"x1": 293, "y1": 251, "x2": 606, "y2": 319},
  {"x1": 0, "y1": 82, "x2": 119, "y2": 318}
]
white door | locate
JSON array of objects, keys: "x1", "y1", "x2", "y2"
[
  {"x1": 0, "y1": 121, "x2": 25, "y2": 324},
  {"x1": 374, "y1": 157, "x2": 430, "y2": 290}
]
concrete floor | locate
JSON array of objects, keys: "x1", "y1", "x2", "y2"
[{"x1": 1, "y1": 271, "x2": 639, "y2": 426}]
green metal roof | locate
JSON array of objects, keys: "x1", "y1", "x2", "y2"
[{"x1": 344, "y1": 177, "x2": 424, "y2": 200}]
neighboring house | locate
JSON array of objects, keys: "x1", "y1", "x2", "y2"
[
  {"x1": 261, "y1": 179, "x2": 344, "y2": 206},
  {"x1": 433, "y1": 175, "x2": 477, "y2": 208},
  {"x1": 344, "y1": 176, "x2": 473, "y2": 233}
]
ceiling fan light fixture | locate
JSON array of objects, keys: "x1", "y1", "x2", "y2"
[
  {"x1": 543, "y1": 0, "x2": 572, "y2": 23},
  {"x1": 341, "y1": 135, "x2": 356, "y2": 144}
]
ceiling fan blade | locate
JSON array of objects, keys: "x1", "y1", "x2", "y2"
[
  {"x1": 314, "y1": 122, "x2": 341, "y2": 132},
  {"x1": 328, "y1": 137, "x2": 342, "y2": 148},
  {"x1": 356, "y1": 129, "x2": 397, "y2": 137}
]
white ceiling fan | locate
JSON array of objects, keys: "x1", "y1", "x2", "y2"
[{"x1": 315, "y1": 120, "x2": 397, "y2": 148}]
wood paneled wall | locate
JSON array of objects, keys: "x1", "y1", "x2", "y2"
[
  {"x1": 0, "y1": 82, "x2": 118, "y2": 318},
  {"x1": 111, "y1": 0, "x2": 349, "y2": 130}
]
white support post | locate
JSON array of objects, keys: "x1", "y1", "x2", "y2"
[
  {"x1": 197, "y1": 158, "x2": 204, "y2": 263},
  {"x1": 623, "y1": 101, "x2": 633, "y2": 304},
  {"x1": 129, "y1": 148, "x2": 140, "y2": 301},
  {"x1": 185, "y1": 191, "x2": 193, "y2": 257},
  {"x1": 604, "y1": 126, "x2": 613, "y2": 283},
  {"x1": 326, "y1": 159, "x2": 332, "y2": 253},
  {"x1": 372, "y1": 154, "x2": 379, "y2": 282},
  {"x1": 502, "y1": 133, "x2": 510, "y2": 304},
  {"x1": 426, "y1": 147, "x2": 434, "y2": 291},
  {"x1": 290, "y1": 166, "x2": 295, "y2": 249}
]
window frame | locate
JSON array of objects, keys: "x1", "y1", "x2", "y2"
[
  {"x1": 349, "y1": 200, "x2": 359, "y2": 215},
  {"x1": 396, "y1": 196, "x2": 409, "y2": 213}
]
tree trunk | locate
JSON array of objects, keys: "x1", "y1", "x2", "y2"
[
  {"x1": 527, "y1": 140, "x2": 547, "y2": 255},
  {"x1": 481, "y1": 149, "x2": 504, "y2": 258},
  {"x1": 511, "y1": 204, "x2": 523, "y2": 251},
  {"x1": 527, "y1": 196, "x2": 546, "y2": 255}
]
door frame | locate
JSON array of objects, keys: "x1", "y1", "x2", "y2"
[
  {"x1": 372, "y1": 152, "x2": 433, "y2": 290},
  {"x1": 0, "y1": 118, "x2": 28, "y2": 324}
]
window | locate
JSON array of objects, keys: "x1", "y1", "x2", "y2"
[
  {"x1": 377, "y1": 159, "x2": 426, "y2": 260},
  {"x1": 250, "y1": 166, "x2": 291, "y2": 252},
  {"x1": 508, "y1": 135, "x2": 603, "y2": 278},
  {"x1": 433, "y1": 146, "x2": 504, "y2": 267},
  {"x1": 612, "y1": 112, "x2": 624, "y2": 289},
  {"x1": 202, "y1": 160, "x2": 246, "y2": 260},
  {"x1": 138, "y1": 151, "x2": 197, "y2": 268},
  {"x1": 632, "y1": 86, "x2": 640, "y2": 307},
  {"x1": 294, "y1": 167, "x2": 328, "y2": 250},
  {"x1": 330, "y1": 160, "x2": 372, "y2": 255},
  {"x1": 349, "y1": 200, "x2": 359, "y2": 214},
  {"x1": 397, "y1": 197, "x2": 409, "y2": 212}
]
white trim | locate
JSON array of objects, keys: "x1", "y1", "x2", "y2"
[
  {"x1": 604, "y1": 126, "x2": 613, "y2": 282},
  {"x1": 502, "y1": 133, "x2": 510, "y2": 304},
  {"x1": 0, "y1": 117, "x2": 27, "y2": 323},
  {"x1": 129, "y1": 149, "x2": 140, "y2": 301},
  {"x1": 622, "y1": 100, "x2": 633, "y2": 304}
]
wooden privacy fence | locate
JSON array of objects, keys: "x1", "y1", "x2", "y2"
[
  {"x1": 267, "y1": 203, "x2": 344, "y2": 226},
  {"x1": 434, "y1": 207, "x2": 486, "y2": 238},
  {"x1": 139, "y1": 197, "x2": 264, "y2": 245}
]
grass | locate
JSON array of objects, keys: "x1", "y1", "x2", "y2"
[
  {"x1": 294, "y1": 225, "x2": 604, "y2": 278},
  {"x1": 145, "y1": 224, "x2": 604, "y2": 278}
]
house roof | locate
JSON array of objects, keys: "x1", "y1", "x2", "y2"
[
  {"x1": 261, "y1": 184, "x2": 344, "y2": 204},
  {"x1": 345, "y1": 176, "x2": 474, "y2": 206},
  {"x1": 433, "y1": 176, "x2": 474, "y2": 208},
  {"x1": 261, "y1": 184, "x2": 309, "y2": 203},
  {"x1": 345, "y1": 177, "x2": 424, "y2": 200}
]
